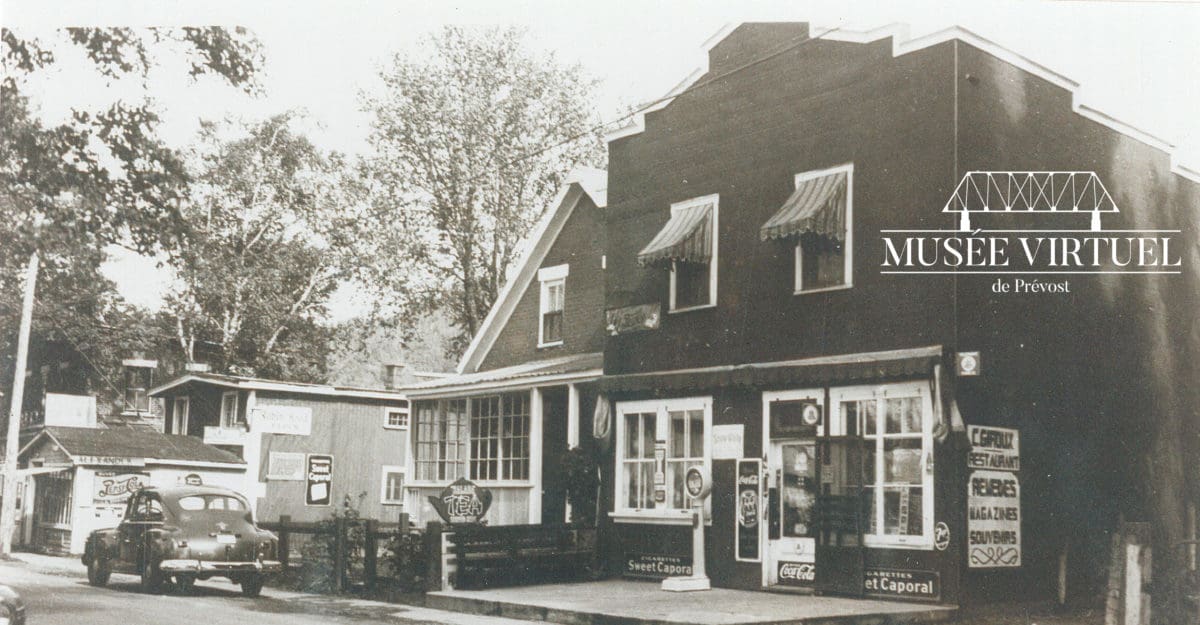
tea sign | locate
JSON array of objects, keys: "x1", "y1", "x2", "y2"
[{"x1": 428, "y1": 478, "x2": 493, "y2": 525}]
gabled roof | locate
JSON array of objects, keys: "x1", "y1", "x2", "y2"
[
  {"x1": 408, "y1": 352, "x2": 603, "y2": 398},
  {"x1": 456, "y1": 167, "x2": 608, "y2": 374},
  {"x1": 21, "y1": 426, "x2": 245, "y2": 465},
  {"x1": 148, "y1": 371, "x2": 407, "y2": 401},
  {"x1": 606, "y1": 22, "x2": 1199, "y2": 184}
]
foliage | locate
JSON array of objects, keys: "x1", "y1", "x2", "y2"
[
  {"x1": 383, "y1": 528, "x2": 427, "y2": 593},
  {"x1": 561, "y1": 446, "x2": 600, "y2": 525},
  {"x1": 358, "y1": 26, "x2": 605, "y2": 356},
  {"x1": 325, "y1": 310, "x2": 458, "y2": 388},
  {"x1": 163, "y1": 114, "x2": 355, "y2": 381},
  {"x1": 296, "y1": 492, "x2": 367, "y2": 594},
  {"x1": 0, "y1": 26, "x2": 261, "y2": 395}
]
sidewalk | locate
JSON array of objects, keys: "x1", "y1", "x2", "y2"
[{"x1": 428, "y1": 580, "x2": 958, "y2": 625}]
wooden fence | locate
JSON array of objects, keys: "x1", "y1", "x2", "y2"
[{"x1": 259, "y1": 512, "x2": 412, "y2": 593}]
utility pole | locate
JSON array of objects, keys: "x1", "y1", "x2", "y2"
[{"x1": 1, "y1": 252, "x2": 38, "y2": 556}]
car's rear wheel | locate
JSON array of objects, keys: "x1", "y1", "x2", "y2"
[
  {"x1": 173, "y1": 574, "x2": 196, "y2": 594},
  {"x1": 86, "y1": 557, "x2": 110, "y2": 587},
  {"x1": 140, "y1": 558, "x2": 164, "y2": 594},
  {"x1": 239, "y1": 575, "x2": 264, "y2": 598}
]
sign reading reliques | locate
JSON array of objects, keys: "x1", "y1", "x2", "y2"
[{"x1": 428, "y1": 477, "x2": 493, "y2": 525}]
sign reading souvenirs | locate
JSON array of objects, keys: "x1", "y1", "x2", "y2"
[
  {"x1": 712, "y1": 424, "x2": 744, "y2": 460},
  {"x1": 305, "y1": 454, "x2": 333, "y2": 506},
  {"x1": 428, "y1": 477, "x2": 494, "y2": 525},
  {"x1": 624, "y1": 553, "x2": 692, "y2": 579},
  {"x1": 605, "y1": 302, "x2": 661, "y2": 336},
  {"x1": 253, "y1": 404, "x2": 313, "y2": 435},
  {"x1": 735, "y1": 459, "x2": 761, "y2": 562},
  {"x1": 967, "y1": 469, "x2": 1021, "y2": 568},
  {"x1": 968, "y1": 425, "x2": 1020, "y2": 471},
  {"x1": 769, "y1": 399, "x2": 821, "y2": 437},
  {"x1": 93, "y1": 471, "x2": 149, "y2": 504},
  {"x1": 864, "y1": 568, "x2": 940, "y2": 600},
  {"x1": 776, "y1": 562, "x2": 816, "y2": 586}
]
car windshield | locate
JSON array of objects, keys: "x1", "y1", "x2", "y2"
[{"x1": 177, "y1": 495, "x2": 247, "y2": 511}]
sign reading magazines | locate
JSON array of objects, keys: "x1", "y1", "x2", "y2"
[
  {"x1": 735, "y1": 459, "x2": 761, "y2": 562},
  {"x1": 305, "y1": 454, "x2": 333, "y2": 506},
  {"x1": 967, "y1": 425, "x2": 1021, "y2": 568},
  {"x1": 93, "y1": 471, "x2": 149, "y2": 504}
]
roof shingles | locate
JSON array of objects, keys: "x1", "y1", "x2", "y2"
[{"x1": 41, "y1": 426, "x2": 244, "y2": 465}]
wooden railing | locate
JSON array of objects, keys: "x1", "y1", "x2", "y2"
[
  {"x1": 443, "y1": 523, "x2": 597, "y2": 590},
  {"x1": 259, "y1": 512, "x2": 412, "y2": 593}
]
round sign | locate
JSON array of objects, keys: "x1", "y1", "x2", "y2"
[
  {"x1": 934, "y1": 521, "x2": 951, "y2": 551},
  {"x1": 959, "y1": 353, "x2": 978, "y2": 374},
  {"x1": 684, "y1": 465, "x2": 712, "y2": 500},
  {"x1": 801, "y1": 403, "x2": 821, "y2": 426}
]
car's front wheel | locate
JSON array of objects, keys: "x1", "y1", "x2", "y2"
[
  {"x1": 239, "y1": 575, "x2": 264, "y2": 598},
  {"x1": 86, "y1": 556, "x2": 110, "y2": 587},
  {"x1": 140, "y1": 558, "x2": 164, "y2": 594}
]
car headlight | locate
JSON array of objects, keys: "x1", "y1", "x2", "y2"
[{"x1": 257, "y1": 541, "x2": 275, "y2": 559}]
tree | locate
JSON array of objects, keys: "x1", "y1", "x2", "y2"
[
  {"x1": 359, "y1": 26, "x2": 604, "y2": 353},
  {"x1": 0, "y1": 27, "x2": 262, "y2": 390},
  {"x1": 164, "y1": 114, "x2": 355, "y2": 381}
]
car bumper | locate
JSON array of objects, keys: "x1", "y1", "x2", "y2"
[{"x1": 159, "y1": 559, "x2": 283, "y2": 574}]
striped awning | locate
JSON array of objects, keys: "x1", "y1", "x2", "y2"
[
  {"x1": 760, "y1": 171, "x2": 847, "y2": 241},
  {"x1": 637, "y1": 203, "x2": 713, "y2": 266}
]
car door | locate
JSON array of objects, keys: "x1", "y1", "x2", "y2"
[{"x1": 118, "y1": 493, "x2": 145, "y2": 565}]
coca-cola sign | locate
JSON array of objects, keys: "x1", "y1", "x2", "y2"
[
  {"x1": 776, "y1": 561, "x2": 815, "y2": 585},
  {"x1": 93, "y1": 471, "x2": 149, "y2": 504}
]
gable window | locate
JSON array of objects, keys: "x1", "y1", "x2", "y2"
[
  {"x1": 121, "y1": 359, "x2": 157, "y2": 414},
  {"x1": 170, "y1": 397, "x2": 190, "y2": 435},
  {"x1": 381, "y1": 466, "x2": 406, "y2": 505},
  {"x1": 760, "y1": 164, "x2": 853, "y2": 293},
  {"x1": 220, "y1": 391, "x2": 243, "y2": 429},
  {"x1": 637, "y1": 194, "x2": 718, "y2": 312},
  {"x1": 830, "y1": 382, "x2": 933, "y2": 549},
  {"x1": 613, "y1": 397, "x2": 711, "y2": 522},
  {"x1": 384, "y1": 406, "x2": 409, "y2": 429},
  {"x1": 537, "y1": 264, "x2": 568, "y2": 347}
]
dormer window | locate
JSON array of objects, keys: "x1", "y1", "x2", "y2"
[
  {"x1": 638, "y1": 194, "x2": 719, "y2": 312},
  {"x1": 538, "y1": 264, "x2": 568, "y2": 347},
  {"x1": 121, "y1": 358, "x2": 157, "y2": 414},
  {"x1": 761, "y1": 163, "x2": 853, "y2": 293}
]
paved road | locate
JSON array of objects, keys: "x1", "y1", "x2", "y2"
[{"x1": 0, "y1": 560, "x2": 533, "y2": 625}]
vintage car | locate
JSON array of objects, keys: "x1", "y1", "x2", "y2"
[
  {"x1": 0, "y1": 584, "x2": 26, "y2": 625},
  {"x1": 82, "y1": 485, "x2": 281, "y2": 596}
]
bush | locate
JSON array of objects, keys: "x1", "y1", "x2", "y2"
[
  {"x1": 296, "y1": 492, "x2": 367, "y2": 593},
  {"x1": 383, "y1": 528, "x2": 427, "y2": 592}
]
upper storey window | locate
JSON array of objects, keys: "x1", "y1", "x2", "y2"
[
  {"x1": 637, "y1": 194, "x2": 719, "y2": 312},
  {"x1": 538, "y1": 264, "x2": 568, "y2": 347},
  {"x1": 760, "y1": 164, "x2": 853, "y2": 293}
]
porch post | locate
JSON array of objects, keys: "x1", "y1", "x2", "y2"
[
  {"x1": 566, "y1": 383, "x2": 580, "y2": 522},
  {"x1": 529, "y1": 387, "x2": 543, "y2": 524}
]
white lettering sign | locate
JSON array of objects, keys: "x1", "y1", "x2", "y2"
[
  {"x1": 968, "y1": 469, "x2": 1021, "y2": 568},
  {"x1": 712, "y1": 424, "x2": 744, "y2": 460},
  {"x1": 967, "y1": 425, "x2": 1020, "y2": 472},
  {"x1": 254, "y1": 404, "x2": 313, "y2": 435}
]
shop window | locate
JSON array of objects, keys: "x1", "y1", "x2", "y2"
[
  {"x1": 384, "y1": 406, "x2": 409, "y2": 429},
  {"x1": 220, "y1": 391, "x2": 242, "y2": 429},
  {"x1": 35, "y1": 473, "x2": 73, "y2": 526},
  {"x1": 123, "y1": 365, "x2": 154, "y2": 414},
  {"x1": 831, "y1": 383, "x2": 933, "y2": 548},
  {"x1": 413, "y1": 395, "x2": 531, "y2": 484},
  {"x1": 381, "y1": 466, "x2": 406, "y2": 505},
  {"x1": 538, "y1": 264, "x2": 568, "y2": 347},
  {"x1": 614, "y1": 397, "x2": 711, "y2": 521}
]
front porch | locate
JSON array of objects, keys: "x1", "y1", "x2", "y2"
[{"x1": 427, "y1": 579, "x2": 958, "y2": 625}]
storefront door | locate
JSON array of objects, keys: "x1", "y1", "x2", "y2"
[
  {"x1": 765, "y1": 438, "x2": 818, "y2": 587},
  {"x1": 813, "y1": 434, "x2": 866, "y2": 596}
]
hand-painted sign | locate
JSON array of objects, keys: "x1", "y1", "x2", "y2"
[
  {"x1": 968, "y1": 425, "x2": 1020, "y2": 472},
  {"x1": 712, "y1": 424, "x2": 744, "y2": 460},
  {"x1": 776, "y1": 562, "x2": 815, "y2": 586},
  {"x1": 267, "y1": 452, "x2": 306, "y2": 481},
  {"x1": 305, "y1": 454, "x2": 333, "y2": 506},
  {"x1": 624, "y1": 553, "x2": 692, "y2": 579},
  {"x1": 93, "y1": 471, "x2": 149, "y2": 504},
  {"x1": 967, "y1": 469, "x2": 1021, "y2": 568},
  {"x1": 253, "y1": 404, "x2": 313, "y2": 435},
  {"x1": 864, "y1": 568, "x2": 940, "y2": 599},
  {"x1": 428, "y1": 477, "x2": 493, "y2": 525},
  {"x1": 77, "y1": 456, "x2": 145, "y2": 467},
  {"x1": 605, "y1": 303, "x2": 661, "y2": 336},
  {"x1": 735, "y1": 459, "x2": 761, "y2": 562}
]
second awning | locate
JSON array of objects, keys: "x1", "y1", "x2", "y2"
[
  {"x1": 760, "y1": 170, "x2": 847, "y2": 241},
  {"x1": 637, "y1": 202, "x2": 713, "y2": 266}
]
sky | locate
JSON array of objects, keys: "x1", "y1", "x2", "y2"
[{"x1": 5, "y1": 0, "x2": 1200, "y2": 319}]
